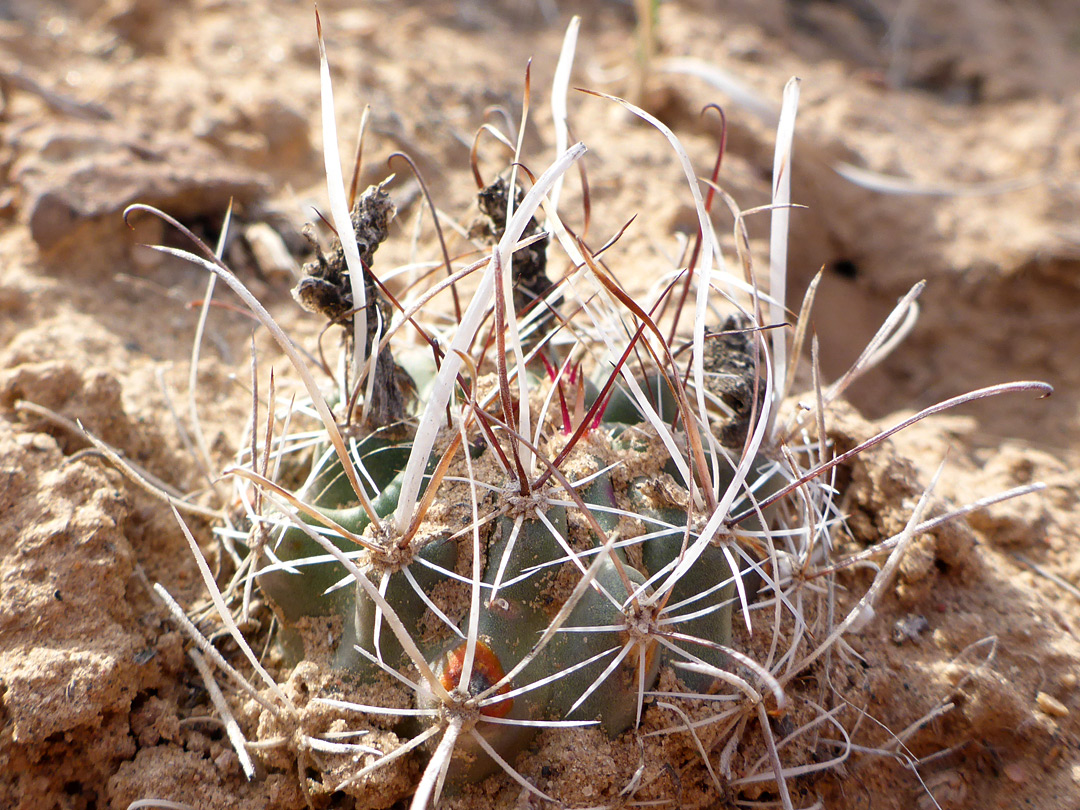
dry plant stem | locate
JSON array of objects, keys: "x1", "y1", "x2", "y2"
[
  {"x1": 728, "y1": 380, "x2": 1053, "y2": 527},
  {"x1": 188, "y1": 649, "x2": 256, "y2": 779},
  {"x1": 14, "y1": 401, "x2": 225, "y2": 520},
  {"x1": 122, "y1": 207, "x2": 379, "y2": 526},
  {"x1": 127, "y1": 801, "x2": 199, "y2": 810},
  {"x1": 316, "y1": 9, "x2": 368, "y2": 386},
  {"x1": 1016, "y1": 554, "x2": 1080, "y2": 602},
  {"x1": 170, "y1": 506, "x2": 295, "y2": 709},
  {"x1": 152, "y1": 584, "x2": 283, "y2": 717}
]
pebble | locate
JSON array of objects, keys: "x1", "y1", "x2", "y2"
[
  {"x1": 1035, "y1": 691, "x2": 1069, "y2": 718},
  {"x1": 245, "y1": 222, "x2": 296, "y2": 281}
]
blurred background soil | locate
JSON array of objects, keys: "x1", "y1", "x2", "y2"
[{"x1": 1, "y1": 1, "x2": 1078, "y2": 808}]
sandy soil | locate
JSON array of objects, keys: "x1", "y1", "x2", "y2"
[{"x1": 2, "y1": 1, "x2": 1079, "y2": 809}]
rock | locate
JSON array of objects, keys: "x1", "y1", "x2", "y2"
[{"x1": 11, "y1": 121, "x2": 268, "y2": 251}]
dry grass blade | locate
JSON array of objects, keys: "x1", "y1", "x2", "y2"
[
  {"x1": 13, "y1": 401, "x2": 224, "y2": 520},
  {"x1": 121, "y1": 210, "x2": 381, "y2": 526},
  {"x1": 315, "y1": 7, "x2": 369, "y2": 382},
  {"x1": 188, "y1": 649, "x2": 256, "y2": 779},
  {"x1": 768, "y1": 76, "x2": 800, "y2": 420}
]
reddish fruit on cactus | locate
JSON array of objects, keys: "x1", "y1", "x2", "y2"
[{"x1": 438, "y1": 639, "x2": 513, "y2": 719}]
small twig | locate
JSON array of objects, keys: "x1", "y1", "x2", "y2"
[{"x1": 188, "y1": 649, "x2": 256, "y2": 779}]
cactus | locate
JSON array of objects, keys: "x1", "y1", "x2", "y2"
[
  {"x1": 251, "y1": 166, "x2": 787, "y2": 793},
  {"x1": 131, "y1": 12, "x2": 1052, "y2": 810}
]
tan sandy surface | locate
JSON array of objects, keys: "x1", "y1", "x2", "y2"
[{"x1": 2, "y1": 1, "x2": 1079, "y2": 808}]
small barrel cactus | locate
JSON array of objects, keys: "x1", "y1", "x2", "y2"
[
  {"x1": 180, "y1": 19, "x2": 812, "y2": 803},
  {"x1": 132, "y1": 12, "x2": 1050, "y2": 810},
  {"x1": 250, "y1": 172, "x2": 790, "y2": 795}
]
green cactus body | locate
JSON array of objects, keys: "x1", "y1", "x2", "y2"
[
  {"x1": 339, "y1": 533, "x2": 459, "y2": 675},
  {"x1": 240, "y1": 165, "x2": 786, "y2": 803},
  {"x1": 306, "y1": 432, "x2": 412, "y2": 508},
  {"x1": 255, "y1": 359, "x2": 785, "y2": 799},
  {"x1": 631, "y1": 480, "x2": 735, "y2": 690},
  {"x1": 546, "y1": 554, "x2": 659, "y2": 734},
  {"x1": 600, "y1": 371, "x2": 677, "y2": 426},
  {"x1": 420, "y1": 509, "x2": 569, "y2": 782},
  {"x1": 259, "y1": 446, "x2": 429, "y2": 671}
]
